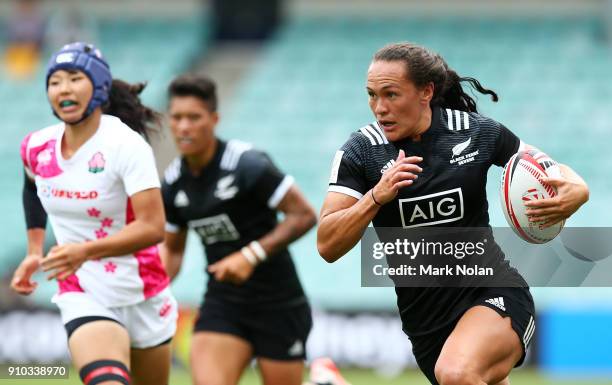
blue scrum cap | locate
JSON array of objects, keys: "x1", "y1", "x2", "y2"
[{"x1": 46, "y1": 42, "x2": 112, "y2": 122}]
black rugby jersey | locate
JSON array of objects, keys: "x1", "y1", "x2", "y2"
[
  {"x1": 329, "y1": 106, "x2": 528, "y2": 335},
  {"x1": 163, "y1": 139, "x2": 306, "y2": 307}
]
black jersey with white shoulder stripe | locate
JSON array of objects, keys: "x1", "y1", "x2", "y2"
[
  {"x1": 328, "y1": 106, "x2": 528, "y2": 335},
  {"x1": 163, "y1": 139, "x2": 306, "y2": 307}
]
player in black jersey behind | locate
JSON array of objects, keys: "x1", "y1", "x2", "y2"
[
  {"x1": 318, "y1": 43, "x2": 589, "y2": 385},
  {"x1": 161, "y1": 75, "x2": 317, "y2": 385}
]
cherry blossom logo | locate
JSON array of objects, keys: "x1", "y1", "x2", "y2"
[
  {"x1": 86, "y1": 208, "x2": 111, "y2": 239},
  {"x1": 95, "y1": 228, "x2": 108, "y2": 239},
  {"x1": 104, "y1": 261, "x2": 117, "y2": 273},
  {"x1": 88, "y1": 152, "x2": 105, "y2": 174}
]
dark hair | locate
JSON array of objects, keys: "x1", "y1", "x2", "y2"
[
  {"x1": 103, "y1": 79, "x2": 161, "y2": 141},
  {"x1": 167, "y1": 75, "x2": 218, "y2": 112},
  {"x1": 373, "y1": 42, "x2": 498, "y2": 113}
]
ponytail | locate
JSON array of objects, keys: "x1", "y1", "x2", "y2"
[
  {"x1": 434, "y1": 70, "x2": 498, "y2": 113},
  {"x1": 104, "y1": 79, "x2": 161, "y2": 141},
  {"x1": 374, "y1": 42, "x2": 499, "y2": 113}
]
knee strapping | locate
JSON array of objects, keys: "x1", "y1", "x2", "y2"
[{"x1": 79, "y1": 359, "x2": 130, "y2": 385}]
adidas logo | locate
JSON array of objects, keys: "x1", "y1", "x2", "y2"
[
  {"x1": 288, "y1": 339, "x2": 304, "y2": 357},
  {"x1": 174, "y1": 190, "x2": 189, "y2": 207},
  {"x1": 485, "y1": 297, "x2": 506, "y2": 311},
  {"x1": 380, "y1": 159, "x2": 396, "y2": 174}
]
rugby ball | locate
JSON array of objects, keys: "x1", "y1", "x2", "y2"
[{"x1": 500, "y1": 149, "x2": 564, "y2": 244}]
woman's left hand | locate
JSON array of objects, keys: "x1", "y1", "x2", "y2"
[
  {"x1": 525, "y1": 176, "x2": 589, "y2": 228},
  {"x1": 41, "y1": 243, "x2": 89, "y2": 281},
  {"x1": 208, "y1": 251, "x2": 255, "y2": 285}
]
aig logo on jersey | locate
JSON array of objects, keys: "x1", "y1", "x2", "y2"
[
  {"x1": 189, "y1": 214, "x2": 240, "y2": 245},
  {"x1": 399, "y1": 188, "x2": 464, "y2": 228}
]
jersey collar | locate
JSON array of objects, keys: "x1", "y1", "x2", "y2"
[
  {"x1": 393, "y1": 106, "x2": 441, "y2": 145},
  {"x1": 181, "y1": 139, "x2": 226, "y2": 179}
]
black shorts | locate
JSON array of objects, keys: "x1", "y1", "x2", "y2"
[
  {"x1": 408, "y1": 287, "x2": 536, "y2": 385},
  {"x1": 194, "y1": 298, "x2": 312, "y2": 361}
]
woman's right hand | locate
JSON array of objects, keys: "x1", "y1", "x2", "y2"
[
  {"x1": 11, "y1": 254, "x2": 42, "y2": 295},
  {"x1": 372, "y1": 150, "x2": 423, "y2": 205}
]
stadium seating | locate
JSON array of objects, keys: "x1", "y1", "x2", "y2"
[
  {"x1": 2, "y1": 16, "x2": 609, "y2": 310},
  {"x1": 217, "y1": 16, "x2": 612, "y2": 309}
]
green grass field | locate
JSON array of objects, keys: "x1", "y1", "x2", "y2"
[{"x1": 2, "y1": 368, "x2": 611, "y2": 385}]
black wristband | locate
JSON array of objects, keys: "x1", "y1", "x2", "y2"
[{"x1": 371, "y1": 189, "x2": 382, "y2": 206}]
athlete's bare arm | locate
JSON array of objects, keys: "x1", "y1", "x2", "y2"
[
  {"x1": 41, "y1": 187, "x2": 165, "y2": 280},
  {"x1": 258, "y1": 185, "x2": 317, "y2": 256},
  {"x1": 208, "y1": 185, "x2": 316, "y2": 285},
  {"x1": 160, "y1": 228, "x2": 187, "y2": 281},
  {"x1": 317, "y1": 150, "x2": 421, "y2": 262},
  {"x1": 11, "y1": 228, "x2": 45, "y2": 295}
]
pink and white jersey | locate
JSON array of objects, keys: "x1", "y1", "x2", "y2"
[{"x1": 21, "y1": 115, "x2": 169, "y2": 307}]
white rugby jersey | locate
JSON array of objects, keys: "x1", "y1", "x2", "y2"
[{"x1": 21, "y1": 115, "x2": 169, "y2": 307}]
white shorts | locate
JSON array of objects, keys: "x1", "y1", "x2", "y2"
[{"x1": 53, "y1": 287, "x2": 178, "y2": 349}]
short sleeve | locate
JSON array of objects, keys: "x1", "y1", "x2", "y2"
[
  {"x1": 116, "y1": 133, "x2": 161, "y2": 196},
  {"x1": 239, "y1": 150, "x2": 293, "y2": 209},
  {"x1": 492, "y1": 123, "x2": 521, "y2": 167},
  {"x1": 20, "y1": 132, "x2": 35, "y2": 179},
  {"x1": 327, "y1": 134, "x2": 367, "y2": 199},
  {"x1": 161, "y1": 181, "x2": 187, "y2": 233}
]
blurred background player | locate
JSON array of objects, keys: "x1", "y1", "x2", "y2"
[
  {"x1": 317, "y1": 42, "x2": 589, "y2": 385},
  {"x1": 11, "y1": 42, "x2": 177, "y2": 385},
  {"x1": 161, "y1": 75, "x2": 317, "y2": 385}
]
